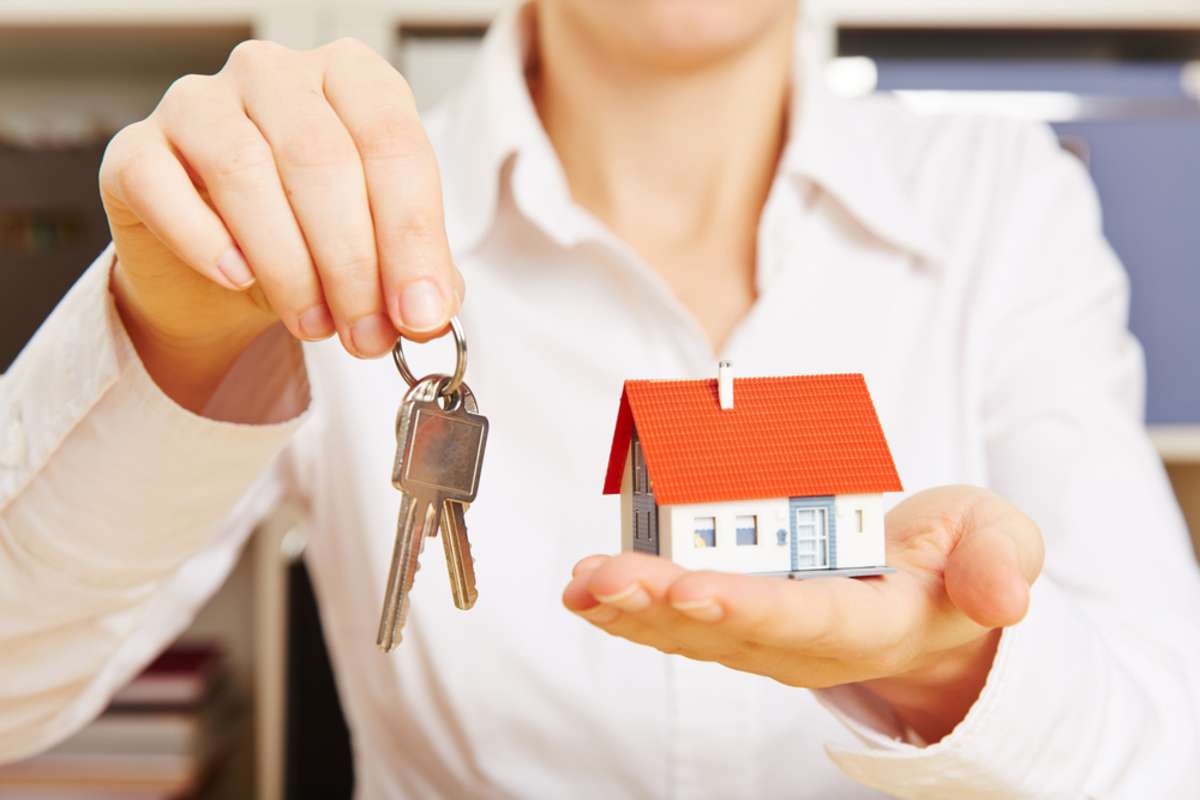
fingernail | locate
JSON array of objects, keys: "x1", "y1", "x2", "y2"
[
  {"x1": 595, "y1": 584, "x2": 651, "y2": 612},
  {"x1": 297, "y1": 303, "x2": 334, "y2": 340},
  {"x1": 349, "y1": 313, "x2": 395, "y2": 356},
  {"x1": 578, "y1": 605, "x2": 621, "y2": 624},
  {"x1": 216, "y1": 247, "x2": 255, "y2": 289},
  {"x1": 397, "y1": 279, "x2": 446, "y2": 332},
  {"x1": 671, "y1": 598, "x2": 723, "y2": 622}
]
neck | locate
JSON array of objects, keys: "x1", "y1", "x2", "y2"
[{"x1": 532, "y1": 6, "x2": 793, "y2": 248}]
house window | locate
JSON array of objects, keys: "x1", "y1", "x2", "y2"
[
  {"x1": 736, "y1": 515, "x2": 758, "y2": 546},
  {"x1": 633, "y1": 440, "x2": 647, "y2": 494},
  {"x1": 693, "y1": 516, "x2": 716, "y2": 548},
  {"x1": 855, "y1": 509, "x2": 864, "y2": 533},
  {"x1": 776, "y1": 529, "x2": 788, "y2": 546}
]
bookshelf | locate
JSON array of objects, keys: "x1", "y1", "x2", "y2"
[{"x1": 810, "y1": 0, "x2": 1200, "y2": 30}]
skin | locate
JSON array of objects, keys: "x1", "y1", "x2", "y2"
[
  {"x1": 102, "y1": 38, "x2": 463, "y2": 413},
  {"x1": 101, "y1": 0, "x2": 1047, "y2": 747},
  {"x1": 564, "y1": 486, "x2": 1044, "y2": 743}
]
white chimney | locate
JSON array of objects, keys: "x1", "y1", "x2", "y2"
[{"x1": 718, "y1": 361, "x2": 734, "y2": 410}]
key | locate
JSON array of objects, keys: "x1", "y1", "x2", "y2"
[
  {"x1": 377, "y1": 376, "x2": 440, "y2": 652},
  {"x1": 377, "y1": 376, "x2": 489, "y2": 651},
  {"x1": 439, "y1": 382, "x2": 483, "y2": 611}
]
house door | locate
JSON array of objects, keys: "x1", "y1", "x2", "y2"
[
  {"x1": 633, "y1": 503, "x2": 659, "y2": 555},
  {"x1": 792, "y1": 507, "x2": 830, "y2": 570}
]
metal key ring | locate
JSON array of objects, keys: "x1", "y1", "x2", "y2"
[{"x1": 392, "y1": 316, "x2": 467, "y2": 398}]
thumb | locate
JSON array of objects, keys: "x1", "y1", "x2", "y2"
[{"x1": 943, "y1": 491, "x2": 1045, "y2": 629}]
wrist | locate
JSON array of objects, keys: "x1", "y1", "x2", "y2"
[
  {"x1": 859, "y1": 628, "x2": 1001, "y2": 744},
  {"x1": 110, "y1": 264, "x2": 269, "y2": 414}
]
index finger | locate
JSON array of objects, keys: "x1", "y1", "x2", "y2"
[
  {"x1": 667, "y1": 569, "x2": 931, "y2": 662},
  {"x1": 321, "y1": 38, "x2": 462, "y2": 338}
]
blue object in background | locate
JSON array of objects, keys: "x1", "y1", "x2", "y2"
[{"x1": 874, "y1": 60, "x2": 1200, "y2": 424}]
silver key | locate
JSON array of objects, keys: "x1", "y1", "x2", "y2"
[
  {"x1": 377, "y1": 376, "x2": 489, "y2": 651},
  {"x1": 439, "y1": 382, "x2": 483, "y2": 611}
]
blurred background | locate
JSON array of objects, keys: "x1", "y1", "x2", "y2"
[{"x1": 1, "y1": 0, "x2": 1198, "y2": 797}]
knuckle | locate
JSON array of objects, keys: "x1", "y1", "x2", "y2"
[
  {"x1": 205, "y1": 133, "x2": 275, "y2": 180},
  {"x1": 109, "y1": 144, "x2": 158, "y2": 201},
  {"x1": 98, "y1": 122, "x2": 142, "y2": 185},
  {"x1": 276, "y1": 125, "x2": 356, "y2": 170},
  {"x1": 393, "y1": 206, "x2": 443, "y2": 241},
  {"x1": 355, "y1": 108, "x2": 424, "y2": 161},
  {"x1": 160, "y1": 73, "x2": 212, "y2": 111},
  {"x1": 326, "y1": 36, "x2": 375, "y2": 58},
  {"x1": 324, "y1": 245, "x2": 378, "y2": 283},
  {"x1": 226, "y1": 38, "x2": 287, "y2": 71}
]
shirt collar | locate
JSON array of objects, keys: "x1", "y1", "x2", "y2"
[
  {"x1": 439, "y1": 5, "x2": 945, "y2": 267},
  {"x1": 780, "y1": 38, "x2": 946, "y2": 266}
]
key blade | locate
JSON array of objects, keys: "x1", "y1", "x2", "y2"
[
  {"x1": 441, "y1": 500, "x2": 478, "y2": 610},
  {"x1": 377, "y1": 494, "x2": 429, "y2": 652}
]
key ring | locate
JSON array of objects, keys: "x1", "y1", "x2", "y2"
[{"x1": 392, "y1": 316, "x2": 467, "y2": 399}]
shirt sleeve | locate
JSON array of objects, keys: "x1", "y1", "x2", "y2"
[
  {"x1": 0, "y1": 245, "x2": 311, "y2": 762},
  {"x1": 817, "y1": 122, "x2": 1200, "y2": 797}
]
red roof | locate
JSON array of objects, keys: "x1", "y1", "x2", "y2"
[{"x1": 602, "y1": 373, "x2": 901, "y2": 505}]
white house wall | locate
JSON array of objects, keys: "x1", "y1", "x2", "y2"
[
  {"x1": 663, "y1": 498, "x2": 791, "y2": 573},
  {"x1": 832, "y1": 493, "x2": 885, "y2": 569}
]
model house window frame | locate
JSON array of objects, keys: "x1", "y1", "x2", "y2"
[
  {"x1": 855, "y1": 509, "x2": 864, "y2": 533},
  {"x1": 693, "y1": 516, "x2": 716, "y2": 549},
  {"x1": 735, "y1": 514, "x2": 758, "y2": 546}
]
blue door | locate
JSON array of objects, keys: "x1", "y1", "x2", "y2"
[{"x1": 788, "y1": 497, "x2": 836, "y2": 571}]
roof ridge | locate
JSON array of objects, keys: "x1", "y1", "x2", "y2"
[{"x1": 624, "y1": 372, "x2": 864, "y2": 385}]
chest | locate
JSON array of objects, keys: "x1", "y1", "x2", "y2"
[{"x1": 291, "y1": 250, "x2": 980, "y2": 792}]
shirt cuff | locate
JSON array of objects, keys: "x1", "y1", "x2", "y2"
[
  {"x1": 814, "y1": 579, "x2": 1109, "y2": 798},
  {"x1": 1, "y1": 244, "x2": 311, "y2": 574}
]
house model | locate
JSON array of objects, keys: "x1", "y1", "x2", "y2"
[{"x1": 602, "y1": 365, "x2": 901, "y2": 578}]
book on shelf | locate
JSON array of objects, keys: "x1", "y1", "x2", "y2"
[
  {"x1": 110, "y1": 644, "x2": 226, "y2": 709},
  {"x1": 0, "y1": 642, "x2": 242, "y2": 799}
]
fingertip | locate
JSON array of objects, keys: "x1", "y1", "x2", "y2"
[
  {"x1": 393, "y1": 277, "x2": 451, "y2": 334},
  {"x1": 562, "y1": 574, "x2": 600, "y2": 612},
  {"x1": 583, "y1": 552, "x2": 683, "y2": 601},
  {"x1": 344, "y1": 312, "x2": 399, "y2": 358},
  {"x1": 572, "y1": 555, "x2": 610, "y2": 578},
  {"x1": 215, "y1": 246, "x2": 256, "y2": 290},
  {"x1": 963, "y1": 577, "x2": 1029, "y2": 629},
  {"x1": 296, "y1": 302, "x2": 336, "y2": 341},
  {"x1": 946, "y1": 535, "x2": 1031, "y2": 628}
]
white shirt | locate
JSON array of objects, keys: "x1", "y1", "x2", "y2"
[{"x1": 3, "y1": 8, "x2": 1200, "y2": 798}]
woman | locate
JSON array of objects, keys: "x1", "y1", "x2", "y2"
[{"x1": 2, "y1": 1, "x2": 1198, "y2": 796}]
